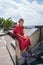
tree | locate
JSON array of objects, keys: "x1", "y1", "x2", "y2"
[
  {"x1": 0, "y1": 17, "x2": 14, "y2": 31},
  {"x1": 3, "y1": 17, "x2": 14, "y2": 31},
  {"x1": 0, "y1": 17, "x2": 5, "y2": 28}
]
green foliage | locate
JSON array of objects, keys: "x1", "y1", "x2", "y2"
[
  {"x1": 0, "y1": 17, "x2": 5, "y2": 30},
  {"x1": 0, "y1": 17, "x2": 14, "y2": 31},
  {"x1": 0, "y1": 17, "x2": 5, "y2": 25}
]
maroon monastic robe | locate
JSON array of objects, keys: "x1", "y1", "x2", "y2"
[{"x1": 13, "y1": 25, "x2": 31, "y2": 51}]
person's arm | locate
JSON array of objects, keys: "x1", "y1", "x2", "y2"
[
  {"x1": 13, "y1": 26, "x2": 26, "y2": 39},
  {"x1": 17, "y1": 33, "x2": 26, "y2": 40}
]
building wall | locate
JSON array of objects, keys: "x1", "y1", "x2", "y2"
[{"x1": 41, "y1": 27, "x2": 43, "y2": 40}]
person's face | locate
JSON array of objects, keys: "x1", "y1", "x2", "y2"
[{"x1": 19, "y1": 21, "x2": 24, "y2": 27}]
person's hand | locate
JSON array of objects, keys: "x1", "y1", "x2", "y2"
[{"x1": 23, "y1": 36, "x2": 26, "y2": 40}]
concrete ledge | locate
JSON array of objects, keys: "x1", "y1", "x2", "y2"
[
  {"x1": 27, "y1": 28, "x2": 38, "y2": 36},
  {"x1": 29, "y1": 29, "x2": 40, "y2": 49},
  {"x1": 11, "y1": 41, "x2": 16, "y2": 50},
  {"x1": 3, "y1": 35, "x2": 16, "y2": 65},
  {"x1": 11, "y1": 39, "x2": 25, "y2": 65},
  {"x1": 6, "y1": 44, "x2": 16, "y2": 65}
]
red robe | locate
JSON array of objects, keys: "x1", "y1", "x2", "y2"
[{"x1": 13, "y1": 25, "x2": 31, "y2": 51}]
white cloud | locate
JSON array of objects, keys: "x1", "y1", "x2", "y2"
[
  {"x1": 8, "y1": 0, "x2": 20, "y2": 7},
  {"x1": 0, "y1": 0, "x2": 43, "y2": 25}
]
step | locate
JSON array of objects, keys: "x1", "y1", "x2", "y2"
[
  {"x1": 0, "y1": 37, "x2": 13, "y2": 65},
  {"x1": 6, "y1": 44, "x2": 16, "y2": 65},
  {"x1": 3, "y1": 35, "x2": 16, "y2": 65}
]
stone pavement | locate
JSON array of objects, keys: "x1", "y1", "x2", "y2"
[
  {"x1": 0, "y1": 37, "x2": 13, "y2": 65},
  {"x1": 3, "y1": 35, "x2": 16, "y2": 65}
]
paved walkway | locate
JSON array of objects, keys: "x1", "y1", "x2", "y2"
[
  {"x1": 0, "y1": 37, "x2": 13, "y2": 65},
  {"x1": 3, "y1": 35, "x2": 16, "y2": 65}
]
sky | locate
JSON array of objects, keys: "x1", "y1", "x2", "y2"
[{"x1": 0, "y1": 0, "x2": 43, "y2": 26}]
